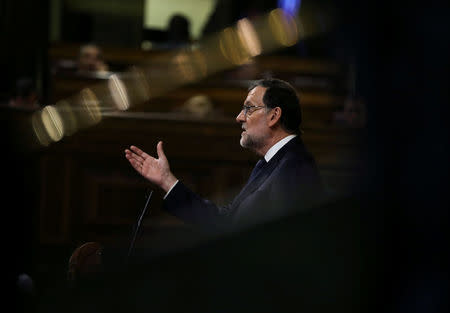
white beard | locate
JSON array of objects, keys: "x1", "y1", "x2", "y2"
[{"x1": 240, "y1": 131, "x2": 266, "y2": 152}]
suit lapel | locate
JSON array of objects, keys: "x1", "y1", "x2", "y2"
[{"x1": 232, "y1": 160, "x2": 274, "y2": 208}]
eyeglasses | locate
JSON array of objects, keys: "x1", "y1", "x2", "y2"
[{"x1": 241, "y1": 105, "x2": 265, "y2": 117}]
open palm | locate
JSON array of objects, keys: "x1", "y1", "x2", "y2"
[{"x1": 125, "y1": 141, "x2": 177, "y2": 192}]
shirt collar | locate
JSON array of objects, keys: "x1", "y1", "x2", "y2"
[{"x1": 264, "y1": 134, "x2": 297, "y2": 162}]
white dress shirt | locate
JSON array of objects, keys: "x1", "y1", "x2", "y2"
[{"x1": 263, "y1": 134, "x2": 297, "y2": 162}]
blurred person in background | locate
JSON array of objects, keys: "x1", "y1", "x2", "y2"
[{"x1": 77, "y1": 43, "x2": 110, "y2": 75}]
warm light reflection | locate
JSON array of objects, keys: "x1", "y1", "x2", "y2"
[
  {"x1": 55, "y1": 100, "x2": 77, "y2": 136},
  {"x1": 268, "y1": 8, "x2": 299, "y2": 47},
  {"x1": 31, "y1": 110, "x2": 51, "y2": 147},
  {"x1": 219, "y1": 27, "x2": 250, "y2": 65},
  {"x1": 108, "y1": 74, "x2": 130, "y2": 111},
  {"x1": 80, "y1": 88, "x2": 102, "y2": 124},
  {"x1": 26, "y1": 6, "x2": 330, "y2": 148},
  {"x1": 236, "y1": 18, "x2": 262, "y2": 57},
  {"x1": 191, "y1": 49, "x2": 208, "y2": 78},
  {"x1": 41, "y1": 105, "x2": 64, "y2": 142},
  {"x1": 129, "y1": 66, "x2": 151, "y2": 104}
]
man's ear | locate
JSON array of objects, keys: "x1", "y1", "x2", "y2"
[{"x1": 267, "y1": 107, "x2": 282, "y2": 127}]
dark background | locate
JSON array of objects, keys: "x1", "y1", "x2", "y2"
[{"x1": 1, "y1": 0, "x2": 449, "y2": 312}]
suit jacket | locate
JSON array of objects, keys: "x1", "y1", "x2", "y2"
[{"x1": 163, "y1": 136, "x2": 324, "y2": 232}]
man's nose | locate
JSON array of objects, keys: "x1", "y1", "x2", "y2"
[{"x1": 236, "y1": 110, "x2": 245, "y2": 123}]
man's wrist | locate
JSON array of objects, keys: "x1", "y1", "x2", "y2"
[
  {"x1": 161, "y1": 173, "x2": 178, "y2": 193},
  {"x1": 163, "y1": 180, "x2": 179, "y2": 199}
]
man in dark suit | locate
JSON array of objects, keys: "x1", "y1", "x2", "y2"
[{"x1": 125, "y1": 78, "x2": 324, "y2": 232}]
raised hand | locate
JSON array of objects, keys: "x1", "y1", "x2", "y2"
[{"x1": 125, "y1": 141, "x2": 177, "y2": 192}]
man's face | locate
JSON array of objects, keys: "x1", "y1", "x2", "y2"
[{"x1": 236, "y1": 86, "x2": 270, "y2": 152}]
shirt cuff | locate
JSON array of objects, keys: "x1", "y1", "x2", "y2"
[{"x1": 163, "y1": 180, "x2": 179, "y2": 199}]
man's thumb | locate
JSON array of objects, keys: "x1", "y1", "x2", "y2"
[{"x1": 156, "y1": 141, "x2": 166, "y2": 160}]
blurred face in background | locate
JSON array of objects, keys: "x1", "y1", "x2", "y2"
[{"x1": 78, "y1": 45, "x2": 104, "y2": 72}]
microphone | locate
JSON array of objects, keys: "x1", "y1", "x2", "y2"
[{"x1": 127, "y1": 189, "x2": 153, "y2": 260}]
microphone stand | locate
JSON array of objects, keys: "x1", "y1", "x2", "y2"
[{"x1": 127, "y1": 190, "x2": 153, "y2": 262}]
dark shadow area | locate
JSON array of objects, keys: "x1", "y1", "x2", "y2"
[{"x1": 37, "y1": 194, "x2": 372, "y2": 313}]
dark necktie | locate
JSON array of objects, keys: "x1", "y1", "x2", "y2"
[
  {"x1": 232, "y1": 158, "x2": 267, "y2": 208},
  {"x1": 248, "y1": 158, "x2": 267, "y2": 182}
]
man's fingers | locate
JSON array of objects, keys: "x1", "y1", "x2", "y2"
[
  {"x1": 125, "y1": 152, "x2": 138, "y2": 163},
  {"x1": 130, "y1": 145, "x2": 150, "y2": 159},
  {"x1": 125, "y1": 149, "x2": 145, "y2": 163},
  {"x1": 128, "y1": 158, "x2": 143, "y2": 172}
]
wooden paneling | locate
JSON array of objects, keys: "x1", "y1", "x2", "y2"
[
  {"x1": 36, "y1": 112, "x2": 365, "y2": 249},
  {"x1": 36, "y1": 45, "x2": 365, "y2": 251}
]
